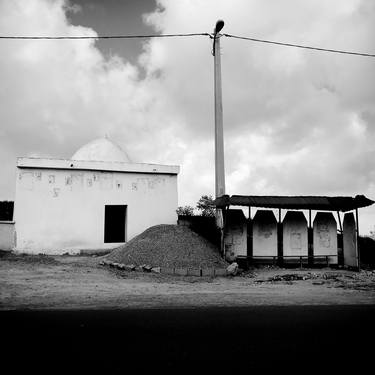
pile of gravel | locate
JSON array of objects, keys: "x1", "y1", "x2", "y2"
[{"x1": 104, "y1": 224, "x2": 228, "y2": 269}]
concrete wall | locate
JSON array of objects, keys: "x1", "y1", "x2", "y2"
[
  {"x1": 14, "y1": 167, "x2": 178, "y2": 254},
  {"x1": 0, "y1": 221, "x2": 15, "y2": 251},
  {"x1": 313, "y1": 212, "x2": 337, "y2": 263},
  {"x1": 224, "y1": 210, "x2": 247, "y2": 262},
  {"x1": 283, "y1": 211, "x2": 308, "y2": 256},
  {"x1": 252, "y1": 210, "x2": 277, "y2": 257},
  {"x1": 343, "y1": 212, "x2": 358, "y2": 268},
  {"x1": 224, "y1": 223, "x2": 247, "y2": 261}
]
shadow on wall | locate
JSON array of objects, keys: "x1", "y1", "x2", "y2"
[
  {"x1": 177, "y1": 215, "x2": 221, "y2": 250},
  {"x1": 359, "y1": 236, "x2": 375, "y2": 268}
]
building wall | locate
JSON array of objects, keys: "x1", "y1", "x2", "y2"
[
  {"x1": 252, "y1": 210, "x2": 278, "y2": 257},
  {"x1": 224, "y1": 222, "x2": 247, "y2": 261},
  {"x1": 0, "y1": 221, "x2": 15, "y2": 251},
  {"x1": 283, "y1": 211, "x2": 308, "y2": 256},
  {"x1": 14, "y1": 168, "x2": 178, "y2": 254},
  {"x1": 313, "y1": 212, "x2": 337, "y2": 263}
]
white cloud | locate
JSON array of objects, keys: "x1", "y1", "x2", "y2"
[{"x1": 0, "y1": 0, "x2": 374, "y2": 233}]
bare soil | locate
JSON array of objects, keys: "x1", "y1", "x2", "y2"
[{"x1": 1, "y1": 253, "x2": 374, "y2": 309}]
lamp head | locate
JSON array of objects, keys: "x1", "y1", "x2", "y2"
[{"x1": 215, "y1": 19, "x2": 224, "y2": 34}]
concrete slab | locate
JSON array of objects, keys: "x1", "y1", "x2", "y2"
[
  {"x1": 343, "y1": 212, "x2": 358, "y2": 268},
  {"x1": 160, "y1": 267, "x2": 175, "y2": 275},
  {"x1": 214, "y1": 269, "x2": 227, "y2": 277},
  {"x1": 201, "y1": 268, "x2": 215, "y2": 277},
  {"x1": 174, "y1": 268, "x2": 188, "y2": 276},
  {"x1": 313, "y1": 212, "x2": 337, "y2": 264},
  {"x1": 283, "y1": 211, "x2": 308, "y2": 256},
  {"x1": 187, "y1": 268, "x2": 201, "y2": 277},
  {"x1": 253, "y1": 210, "x2": 277, "y2": 257}
]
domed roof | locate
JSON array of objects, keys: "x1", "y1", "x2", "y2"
[{"x1": 71, "y1": 137, "x2": 132, "y2": 163}]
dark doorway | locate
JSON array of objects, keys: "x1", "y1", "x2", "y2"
[{"x1": 104, "y1": 205, "x2": 126, "y2": 243}]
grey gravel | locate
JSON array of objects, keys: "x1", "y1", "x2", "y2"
[{"x1": 105, "y1": 224, "x2": 228, "y2": 269}]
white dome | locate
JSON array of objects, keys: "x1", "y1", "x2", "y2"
[{"x1": 71, "y1": 137, "x2": 132, "y2": 163}]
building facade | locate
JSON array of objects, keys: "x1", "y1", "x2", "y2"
[{"x1": 13, "y1": 138, "x2": 179, "y2": 254}]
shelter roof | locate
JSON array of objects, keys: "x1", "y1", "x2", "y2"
[{"x1": 213, "y1": 194, "x2": 374, "y2": 212}]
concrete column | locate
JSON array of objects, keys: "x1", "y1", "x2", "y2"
[
  {"x1": 214, "y1": 34, "x2": 225, "y2": 198},
  {"x1": 343, "y1": 212, "x2": 358, "y2": 268}
]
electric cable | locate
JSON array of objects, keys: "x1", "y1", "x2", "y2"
[
  {"x1": 223, "y1": 33, "x2": 375, "y2": 58},
  {"x1": 0, "y1": 31, "x2": 373, "y2": 58},
  {"x1": 0, "y1": 33, "x2": 209, "y2": 40}
]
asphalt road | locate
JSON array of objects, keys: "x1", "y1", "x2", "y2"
[{"x1": 2, "y1": 305, "x2": 374, "y2": 374}]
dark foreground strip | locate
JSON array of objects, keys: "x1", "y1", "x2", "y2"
[{"x1": 2, "y1": 305, "x2": 374, "y2": 373}]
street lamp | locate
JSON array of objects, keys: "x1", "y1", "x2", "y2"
[{"x1": 215, "y1": 20, "x2": 225, "y2": 35}]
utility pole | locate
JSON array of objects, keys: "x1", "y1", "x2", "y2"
[
  {"x1": 213, "y1": 20, "x2": 226, "y2": 258},
  {"x1": 213, "y1": 20, "x2": 225, "y2": 198}
]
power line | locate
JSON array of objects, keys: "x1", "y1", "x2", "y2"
[
  {"x1": 223, "y1": 33, "x2": 375, "y2": 58},
  {"x1": 0, "y1": 33, "x2": 209, "y2": 40},
  {"x1": 0, "y1": 31, "x2": 374, "y2": 58}
]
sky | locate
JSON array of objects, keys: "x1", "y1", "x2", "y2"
[{"x1": 0, "y1": 0, "x2": 374, "y2": 234}]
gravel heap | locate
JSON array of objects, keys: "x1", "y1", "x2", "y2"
[{"x1": 104, "y1": 224, "x2": 228, "y2": 269}]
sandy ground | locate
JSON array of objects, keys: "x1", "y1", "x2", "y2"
[{"x1": 1, "y1": 253, "x2": 375, "y2": 309}]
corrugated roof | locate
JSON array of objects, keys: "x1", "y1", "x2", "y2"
[{"x1": 213, "y1": 194, "x2": 374, "y2": 212}]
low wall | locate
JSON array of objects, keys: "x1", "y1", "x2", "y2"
[
  {"x1": 100, "y1": 260, "x2": 228, "y2": 277},
  {"x1": 0, "y1": 221, "x2": 15, "y2": 251}
]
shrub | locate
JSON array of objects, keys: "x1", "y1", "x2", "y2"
[
  {"x1": 196, "y1": 195, "x2": 215, "y2": 217},
  {"x1": 176, "y1": 206, "x2": 195, "y2": 216}
]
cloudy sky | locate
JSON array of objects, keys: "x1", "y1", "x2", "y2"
[{"x1": 0, "y1": 0, "x2": 374, "y2": 233}]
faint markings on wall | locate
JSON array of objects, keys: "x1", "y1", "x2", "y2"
[
  {"x1": 313, "y1": 212, "x2": 337, "y2": 263},
  {"x1": 65, "y1": 176, "x2": 72, "y2": 185},
  {"x1": 17, "y1": 169, "x2": 169, "y2": 204},
  {"x1": 100, "y1": 174, "x2": 113, "y2": 190},
  {"x1": 65, "y1": 175, "x2": 73, "y2": 192},
  {"x1": 318, "y1": 223, "x2": 330, "y2": 247},
  {"x1": 224, "y1": 209, "x2": 247, "y2": 261},
  {"x1": 19, "y1": 171, "x2": 34, "y2": 190},
  {"x1": 225, "y1": 226, "x2": 245, "y2": 261},
  {"x1": 283, "y1": 211, "x2": 308, "y2": 256},
  {"x1": 135, "y1": 177, "x2": 166, "y2": 193},
  {"x1": 72, "y1": 173, "x2": 83, "y2": 187},
  {"x1": 231, "y1": 227, "x2": 244, "y2": 245},
  {"x1": 252, "y1": 210, "x2": 277, "y2": 257},
  {"x1": 258, "y1": 224, "x2": 273, "y2": 238},
  {"x1": 290, "y1": 232, "x2": 302, "y2": 249}
]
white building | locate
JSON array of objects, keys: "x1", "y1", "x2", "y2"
[{"x1": 13, "y1": 138, "x2": 179, "y2": 254}]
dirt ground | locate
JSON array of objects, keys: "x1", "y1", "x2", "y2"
[{"x1": 1, "y1": 253, "x2": 374, "y2": 309}]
